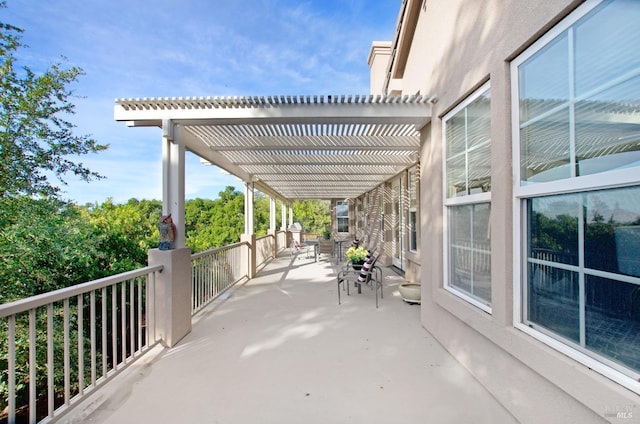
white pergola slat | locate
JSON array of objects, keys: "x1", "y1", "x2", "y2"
[{"x1": 114, "y1": 94, "x2": 432, "y2": 201}]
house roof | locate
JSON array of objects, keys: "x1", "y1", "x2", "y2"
[{"x1": 114, "y1": 94, "x2": 432, "y2": 201}]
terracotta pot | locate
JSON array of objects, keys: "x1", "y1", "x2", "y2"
[{"x1": 399, "y1": 283, "x2": 421, "y2": 304}]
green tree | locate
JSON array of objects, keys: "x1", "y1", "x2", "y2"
[
  {"x1": 0, "y1": 4, "x2": 107, "y2": 198},
  {"x1": 0, "y1": 196, "x2": 104, "y2": 303},
  {"x1": 185, "y1": 187, "x2": 245, "y2": 251},
  {"x1": 292, "y1": 200, "x2": 331, "y2": 235},
  {"x1": 81, "y1": 198, "x2": 162, "y2": 273},
  {"x1": 254, "y1": 193, "x2": 271, "y2": 236}
]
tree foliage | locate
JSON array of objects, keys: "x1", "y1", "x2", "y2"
[
  {"x1": 80, "y1": 198, "x2": 162, "y2": 274},
  {"x1": 0, "y1": 196, "x2": 106, "y2": 303},
  {"x1": 185, "y1": 186, "x2": 246, "y2": 251},
  {"x1": 0, "y1": 6, "x2": 108, "y2": 198},
  {"x1": 292, "y1": 199, "x2": 331, "y2": 235}
]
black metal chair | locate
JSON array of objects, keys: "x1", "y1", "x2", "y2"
[{"x1": 337, "y1": 254, "x2": 382, "y2": 308}]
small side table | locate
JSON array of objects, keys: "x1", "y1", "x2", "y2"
[{"x1": 334, "y1": 239, "x2": 347, "y2": 264}]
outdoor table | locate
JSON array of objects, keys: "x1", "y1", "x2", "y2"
[
  {"x1": 305, "y1": 239, "x2": 319, "y2": 262},
  {"x1": 334, "y1": 239, "x2": 347, "y2": 264}
]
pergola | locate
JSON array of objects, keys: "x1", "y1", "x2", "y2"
[{"x1": 114, "y1": 94, "x2": 432, "y2": 247}]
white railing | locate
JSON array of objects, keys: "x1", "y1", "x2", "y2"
[
  {"x1": 191, "y1": 242, "x2": 248, "y2": 315},
  {"x1": 277, "y1": 230, "x2": 287, "y2": 253},
  {"x1": 0, "y1": 266, "x2": 162, "y2": 424},
  {"x1": 255, "y1": 234, "x2": 275, "y2": 270}
]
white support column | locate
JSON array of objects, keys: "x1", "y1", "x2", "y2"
[
  {"x1": 281, "y1": 202, "x2": 287, "y2": 231},
  {"x1": 269, "y1": 197, "x2": 276, "y2": 230},
  {"x1": 241, "y1": 182, "x2": 256, "y2": 278},
  {"x1": 161, "y1": 119, "x2": 186, "y2": 249},
  {"x1": 288, "y1": 203, "x2": 294, "y2": 228},
  {"x1": 244, "y1": 182, "x2": 254, "y2": 235},
  {"x1": 268, "y1": 197, "x2": 277, "y2": 256}
]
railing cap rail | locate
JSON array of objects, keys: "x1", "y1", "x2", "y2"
[
  {"x1": 191, "y1": 241, "x2": 249, "y2": 260},
  {"x1": 0, "y1": 265, "x2": 164, "y2": 318}
]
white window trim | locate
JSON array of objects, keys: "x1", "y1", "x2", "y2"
[
  {"x1": 336, "y1": 200, "x2": 349, "y2": 233},
  {"x1": 442, "y1": 81, "x2": 492, "y2": 313},
  {"x1": 511, "y1": 0, "x2": 640, "y2": 394},
  {"x1": 409, "y1": 165, "x2": 418, "y2": 253}
]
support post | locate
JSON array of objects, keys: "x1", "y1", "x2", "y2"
[
  {"x1": 287, "y1": 203, "x2": 294, "y2": 246},
  {"x1": 240, "y1": 234, "x2": 256, "y2": 279},
  {"x1": 269, "y1": 197, "x2": 278, "y2": 254},
  {"x1": 244, "y1": 182, "x2": 254, "y2": 235},
  {"x1": 280, "y1": 202, "x2": 287, "y2": 231},
  {"x1": 161, "y1": 120, "x2": 186, "y2": 249},
  {"x1": 269, "y1": 197, "x2": 276, "y2": 231},
  {"x1": 148, "y1": 248, "x2": 192, "y2": 347},
  {"x1": 242, "y1": 182, "x2": 256, "y2": 277},
  {"x1": 268, "y1": 229, "x2": 277, "y2": 258}
]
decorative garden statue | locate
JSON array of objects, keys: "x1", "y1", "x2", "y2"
[{"x1": 158, "y1": 213, "x2": 177, "y2": 250}]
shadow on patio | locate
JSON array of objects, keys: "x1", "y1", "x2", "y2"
[{"x1": 70, "y1": 251, "x2": 518, "y2": 424}]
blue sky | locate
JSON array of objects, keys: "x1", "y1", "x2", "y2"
[{"x1": 3, "y1": 0, "x2": 399, "y2": 204}]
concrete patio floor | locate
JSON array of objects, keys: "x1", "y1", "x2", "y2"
[{"x1": 68, "y1": 251, "x2": 518, "y2": 424}]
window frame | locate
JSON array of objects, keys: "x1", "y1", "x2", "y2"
[
  {"x1": 511, "y1": 0, "x2": 640, "y2": 394},
  {"x1": 442, "y1": 81, "x2": 492, "y2": 313},
  {"x1": 336, "y1": 200, "x2": 350, "y2": 233},
  {"x1": 408, "y1": 165, "x2": 418, "y2": 253}
]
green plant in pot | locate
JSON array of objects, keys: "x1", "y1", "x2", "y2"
[{"x1": 345, "y1": 245, "x2": 368, "y2": 268}]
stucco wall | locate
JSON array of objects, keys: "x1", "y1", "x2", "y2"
[{"x1": 401, "y1": 1, "x2": 639, "y2": 422}]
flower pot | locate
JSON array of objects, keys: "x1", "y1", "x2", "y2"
[
  {"x1": 349, "y1": 260, "x2": 365, "y2": 270},
  {"x1": 398, "y1": 283, "x2": 421, "y2": 304}
]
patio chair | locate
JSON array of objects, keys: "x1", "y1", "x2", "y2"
[
  {"x1": 291, "y1": 239, "x2": 310, "y2": 259},
  {"x1": 337, "y1": 254, "x2": 382, "y2": 308}
]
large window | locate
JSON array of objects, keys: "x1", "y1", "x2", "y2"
[
  {"x1": 336, "y1": 200, "x2": 349, "y2": 233},
  {"x1": 443, "y1": 83, "x2": 492, "y2": 310},
  {"x1": 513, "y1": 0, "x2": 640, "y2": 387}
]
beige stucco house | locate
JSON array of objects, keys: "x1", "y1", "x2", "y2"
[{"x1": 370, "y1": 0, "x2": 639, "y2": 422}]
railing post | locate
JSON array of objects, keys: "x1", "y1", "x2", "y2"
[
  {"x1": 148, "y1": 247, "x2": 192, "y2": 347},
  {"x1": 268, "y1": 229, "x2": 277, "y2": 257},
  {"x1": 240, "y1": 234, "x2": 256, "y2": 278}
]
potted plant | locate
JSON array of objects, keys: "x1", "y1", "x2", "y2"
[{"x1": 345, "y1": 245, "x2": 369, "y2": 269}]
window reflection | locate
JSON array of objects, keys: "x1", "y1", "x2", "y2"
[
  {"x1": 449, "y1": 203, "x2": 491, "y2": 305},
  {"x1": 526, "y1": 186, "x2": 640, "y2": 373},
  {"x1": 519, "y1": 0, "x2": 640, "y2": 185},
  {"x1": 585, "y1": 187, "x2": 640, "y2": 277}
]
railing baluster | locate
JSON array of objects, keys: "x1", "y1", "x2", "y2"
[
  {"x1": 129, "y1": 277, "x2": 134, "y2": 358},
  {"x1": 137, "y1": 276, "x2": 142, "y2": 353},
  {"x1": 192, "y1": 260, "x2": 196, "y2": 312},
  {"x1": 8, "y1": 315, "x2": 16, "y2": 424},
  {"x1": 112, "y1": 284, "x2": 117, "y2": 371},
  {"x1": 29, "y1": 308, "x2": 36, "y2": 424},
  {"x1": 64, "y1": 298, "x2": 70, "y2": 405},
  {"x1": 90, "y1": 290, "x2": 96, "y2": 386},
  {"x1": 197, "y1": 257, "x2": 202, "y2": 310},
  {"x1": 121, "y1": 281, "x2": 126, "y2": 363},
  {"x1": 77, "y1": 295, "x2": 84, "y2": 396},
  {"x1": 47, "y1": 303, "x2": 54, "y2": 418},
  {"x1": 102, "y1": 286, "x2": 107, "y2": 378}
]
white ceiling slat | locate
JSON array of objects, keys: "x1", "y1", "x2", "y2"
[{"x1": 116, "y1": 94, "x2": 432, "y2": 200}]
